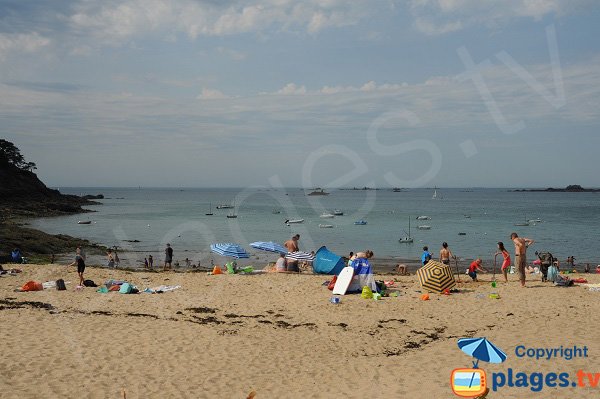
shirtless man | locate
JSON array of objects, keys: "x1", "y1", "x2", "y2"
[
  {"x1": 284, "y1": 234, "x2": 300, "y2": 252},
  {"x1": 439, "y1": 242, "x2": 454, "y2": 265},
  {"x1": 283, "y1": 234, "x2": 300, "y2": 272},
  {"x1": 511, "y1": 232, "x2": 535, "y2": 287}
]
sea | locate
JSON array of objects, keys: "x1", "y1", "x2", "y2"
[{"x1": 29, "y1": 187, "x2": 600, "y2": 268}]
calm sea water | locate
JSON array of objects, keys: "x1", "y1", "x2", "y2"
[{"x1": 30, "y1": 187, "x2": 600, "y2": 267}]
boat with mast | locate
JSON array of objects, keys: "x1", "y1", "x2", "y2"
[
  {"x1": 399, "y1": 217, "x2": 414, "y2": 243},
  {"x1": 205, "y1": 203, "x2": 213, "y2": 216}
]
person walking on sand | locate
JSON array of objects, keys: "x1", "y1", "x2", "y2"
[
  {"x1": 511, "y1": 232, "x2": 535, "y2": 287},
  {"x1": 68, "y1": 249, "x2": 86, "y2": 287},
  {"x1": 164, "y1": 243, "x2": 173, "y2": 271},
  {"x1": 495, "y1": 242, "x2": 511, "y2": 283},
  {"x1": 148, "y1": 254, "x2": 153, "y2": 269},
  {"x1": 114, "y1": 248, "x2": 120, "y2": 268},
  {"x1": 439, "y1": 242, "x2": 454, "y2": 265}
]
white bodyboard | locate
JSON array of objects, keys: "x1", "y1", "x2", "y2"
[{"x1": 332, "y1": 266, "x2": 354, "y2": 295}]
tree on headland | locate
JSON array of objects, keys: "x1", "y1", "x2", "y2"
[{"x1": 0, "y1": 139, "x2": 37, "y2": 171}]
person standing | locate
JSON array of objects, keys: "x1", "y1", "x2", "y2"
[
  {"x1": 511, "y1": 232, "x2": 535, "y2": 287},
  {"x1": 106, "y1": 249, "x2": 115, "y2": 268},
  {"x1": 495, "y1": 242, "x2": 511, "y2": 283},
  {"x1": 114, "y1": 248, "x2": 120, "y2": 268},
  {"x1": 164, "y1": 243, "x2": 173, "y2": 271},
  {"x1": 148, "y1": 254, "x2": 153, "y2": 269},
  {"x1": 68, "y1": 249, "x2": 86, "y2": 287},
  {"x1": 439, "y1": 242, "x2": 454, "y2": 265},
  {"x1": 421, "y1": 246, "x2": 432, "y2": 265}
]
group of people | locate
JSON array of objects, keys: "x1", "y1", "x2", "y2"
[
  {"x1": 274, "y1": 234, "x2": 301, "y2": 272},
  {"x1": 416, "y1": 233, "x2": 537, "y2": 287}
]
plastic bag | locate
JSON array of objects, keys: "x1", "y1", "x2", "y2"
[{"x1": 361, "y1": 286, "x2": 373, "y2": 299}]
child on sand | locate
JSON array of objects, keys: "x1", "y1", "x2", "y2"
[
  {"x1": 468, "y1": 259, "x2": 486, "y2": 281},
  {"x1": 495, "y1": 242, "x2": 511, "y2": 283}
]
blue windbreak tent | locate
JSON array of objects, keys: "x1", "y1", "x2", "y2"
[{"x1": 313, "y1": 246, "x2": 346, "y2": 275}]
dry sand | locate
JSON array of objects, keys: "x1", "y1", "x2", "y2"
[{"x1": 1, "y1": 264, "x2": 600, "y2": 398}]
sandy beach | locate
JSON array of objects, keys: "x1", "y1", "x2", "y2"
[{"x1": 2, "y1": 264, "x2": 600, "y2": 398}]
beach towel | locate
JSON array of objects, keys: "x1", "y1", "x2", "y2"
[
  {"x1": 143, "y1": 285, "x2": 181, "y2": 293},
  {"x1": 547, "y1": 266, "x2": 559, "y2": 282},
  {"x1": 119, "y1": 283, "x2": 133, "y2": 294},
  {"x1": 347, "y1": 258, "x2": 378, "y2": 293}
]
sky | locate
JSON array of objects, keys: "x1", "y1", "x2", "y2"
[{"x1": 1, "y1": 0, "x2": 600, "y2": 188}]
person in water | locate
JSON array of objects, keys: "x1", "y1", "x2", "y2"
[{"x1": 495, "y1": 242, "x2": 511, "y2": 283}]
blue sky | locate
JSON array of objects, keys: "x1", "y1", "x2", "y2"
[{"x1": 1, "y1": 0, "x2": 599, "y2": 188}]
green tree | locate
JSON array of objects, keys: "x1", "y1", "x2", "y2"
[{"x1": 0, "y1": 139, "x2": 37, "y2": 171}]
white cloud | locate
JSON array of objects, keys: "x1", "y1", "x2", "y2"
[
  {"x1": 409, "y1": 0, "x2": 592, "y2": 35},
  {"x1": 277, "y1": 83, "x2": 307, "y2": 95},
  {"x1": 0, "y1": 32, "x2": 50, "y2": 60},
  {"x1": 67, "y1": 0, "x2": 374, "y2": 44},
  {"x1": 197, "y1": 88, "x2": 229, "y2": 99}
]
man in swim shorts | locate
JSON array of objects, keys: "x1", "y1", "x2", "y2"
[{"x1": 511, "y1": 232, "x2": 535, "y2": 287}]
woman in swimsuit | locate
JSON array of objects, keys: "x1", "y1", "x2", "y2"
[
  {"x1": 439, "y1": 242, "x2": 454, "y2": 265},
  {"x1": 496, "y1": 242, "x2": 511, "y2": 283}
]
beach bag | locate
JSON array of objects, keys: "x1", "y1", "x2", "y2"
[
  {"x1": 97, "y1": 285, "x2": 109, "y2": 293},
  {"x1": 361, "y1": 286, "x2": 373, "y2": 299},
  {"x1": 83, "y1": 279, "x2": 97, "y2": 287},
  {"x1": 119, "y1": 283, "x2": 133, "y2": 294},
  {"x1": 56, "y1": 279, "x2": 67, "y2": 291}
]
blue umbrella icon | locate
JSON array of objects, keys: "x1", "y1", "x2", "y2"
[{"x1": 458, "y1": 337, "x2": 507, "y2": 389}]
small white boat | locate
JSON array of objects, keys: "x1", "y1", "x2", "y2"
[
  {"x1": 528, "y1": 218, "x2": 542, "y2": 223},
  {"x1": 416, "y1": 216, "x2": 431, "y2": 220},
  {"x1": 333, "y1": 209, "x2": 344, "y2": 216},
  {"x1": 216, "y1": 204, "x2": 233, "y2": 209},
  {"x1": 319, "y1": 224, "x2": 334, "y2": 228},
  {"x1": 417, "y1": 225, "x2": 431, "y2": 230},
  {"x1": 77, "y1": 220, "x2": 92, "y2": 225},
  {"x1": 285, "y1": 219, "x2": 304, "y2": 224},
  {"x1": 514, "y1": 222, "x2": 530, "y2": 226},
  {"x1": 354, "y1": 220, "x2": 367, "y2": 225},
  {"x1": 320, "y1": 213, "x2": 335, "y2": 218},
  {"x1": 399, "y1": 217, "x2": 414, "y2": 243}
]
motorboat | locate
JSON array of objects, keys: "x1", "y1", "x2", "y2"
[
  {"x1": 458, "y1": 232, "x2": 466, "y2": 236},
  {"x1": 285, "y1": 219, "x2": 304, "y2": 224},
  {"x1": 528, "y1": 218, "x2": 542, "y2": 223},
  {"x1": 354, "y1": 220, "x2": 367, "y2": 225},
  {"x1": 333, "y1": 209, "x2": 344, "y2": 216},
  {"x1": 417, "y1": 225, "x2": 431, "y2": 230},
  {"x1": 416, "y1": 216, "x2": 431, "y2": 220},
  {"x1": 307, "y1": 188, "x2": 329, "y2": 196},
  {"x1": 514, "y1": 222, "x2": 530, "y2": 226},
  {"x1": 399, "y1": 217, "x2": 414, "y2": 243},
  {"x1": 216, "y1": 204, "x2": 233, "y2": 209},
  {"x1": 320, "y1": 213, "x2": 335, "y2": 218},
  {"x1": 77, "y1": 220, "x2": 92, "y2": 224},
  {"x1": 272, "y1": 209, "x2": 281, "y2": 214},
  {"x1": 319, "y1": 224, "x2": 334, "y2": 228}
]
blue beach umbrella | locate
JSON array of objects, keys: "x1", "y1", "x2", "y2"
[
  {"x1": 249, "y1": 241, "x2": 287, "y2": 254},
  {"x1": 210, "y1": 243, "x2": 250, "y2": 259},
  {"x1": 458, "y1": 337, "x2": 507, "y2": 367}
]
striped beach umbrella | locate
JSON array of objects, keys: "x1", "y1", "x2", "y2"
[
  {"x1": 210, "y1": 243, "x2": 250, "y2": 259},
  {"x1": 285, "y1": 251, "x2": 315, "y2": 262},
  {"x1": 416, "y1": 260, "x2": 456, "y2": 293},
  {"x1": 249, "y1": 241, "x2": 288, "y2": 254},
  {"x1": 458, "y1": 338, "x2": 507, "y2": 365}
]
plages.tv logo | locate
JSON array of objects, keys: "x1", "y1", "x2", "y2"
[{"x1": 451, "y1": 337, "x2": 507, "y2": 398}]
